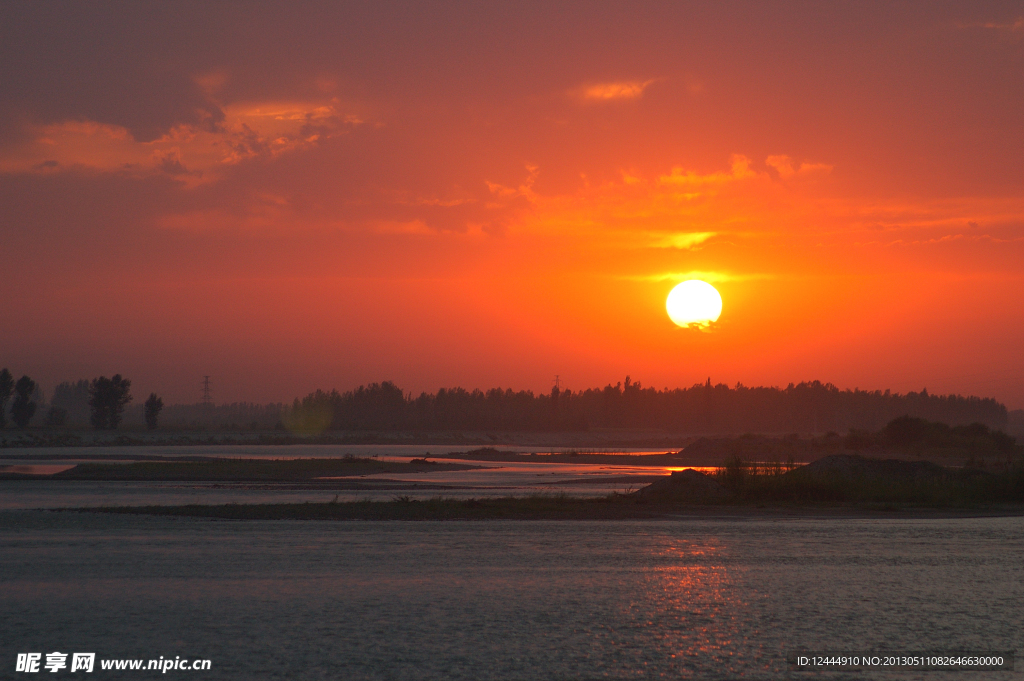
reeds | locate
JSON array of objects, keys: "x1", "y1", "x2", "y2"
[{"x1": 713, "y1": 457, "x2": 1024, "y2": 507}]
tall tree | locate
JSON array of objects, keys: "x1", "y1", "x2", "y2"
[
  {"x1": 51, "y1": 379, "x2": 91, "y2": 425},
  {"x1": 11, "y1": 375, "x2": 37, "y2": 428},
  {"x1": 144, "y1": 393, "x2": 164, "y2": 430},
  {"x1": 0, "y1": 368, "x2": 13, "y2": 428},
  {"x1": 88, "y1": 379, "x2": 109, "y2": 429},
  {"x1": 89, "y1": 375, "x2": 132, "y2": 430},
  {"x1": 107, "y1": 375, "x2": 132, "y2": 429}
]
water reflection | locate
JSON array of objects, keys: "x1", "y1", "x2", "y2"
[
  {"x1": 634, "y1": 537, "x2": 748, "y2": 669},
  {"x1": 0, "y1": 464, "x2": 77, "y2": 475}
]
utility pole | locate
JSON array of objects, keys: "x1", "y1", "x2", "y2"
[{"x1": 201, "y1": 376, "x2": 213, "y2": 409}]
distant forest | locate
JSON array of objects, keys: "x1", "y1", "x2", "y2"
[
  {"x1": 43, "y1": 379, "x2": 283, "y2": 431},
  {"x1": 282, "y1": 379, "x2": 1010, "y2": 434},
  {"x1": 15, "y1": 377, "x2": 1015, "y2": 435}
]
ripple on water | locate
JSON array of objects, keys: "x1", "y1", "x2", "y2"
[{"x1": 0, "y1": 513, "x2": 1020, "y2": 680}]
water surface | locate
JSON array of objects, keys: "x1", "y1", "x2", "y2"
[
  {"x1": 1, "y1": 512, "x2": 1020, "y2": 679},
  {"x1": 0, "y1": 445, "x2": 682, "y2": 509}
]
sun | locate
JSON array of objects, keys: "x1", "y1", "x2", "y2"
[{"x1": 666, "y1": 280, "x2": 722, "y2": 328}]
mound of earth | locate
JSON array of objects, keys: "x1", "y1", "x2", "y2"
[
  {"x1": 634, "y1": 469, "x2": 733, "y2": 502},
  {"x1": 792, "y1": 454, "x2": 949, "y2": 480}
]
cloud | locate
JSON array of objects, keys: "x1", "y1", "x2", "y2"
[
  {"x1": 371, "y1": 220, "x2": 437, "y2": 236},
  {"x1": 490, "y1": 155, "x2": 1024, "y2": 281},
  {"x1": 132, "y1": 151, "x2": 1024, "y2": 264},
  {"x1": 577, "y1": 80, "x2": 655, "y2": 101},
  {"x1": 985, "y1": 17, "x2": 1024, "y2": 30},
  {"x1": 505, "y1": 156, "x2": 795, "y2": 244},
  {"x1": 0, "y1": 99, "x2": 363, "y2": 185},
  {"x1": 193, "y1": 70, "x2": 230, "y2": 96},
  {"x1": 621, "y1": 270, "x2": 776, "y2": 283},
  {"x1": 645, "y1": 232, "x2": 717, "y2": 249},
  {"x1": 152, "y1": 162, "x2": 537, "y2": 237},
  {"x1": 658, "y1": 154, "x2": 757, "y2": 187},
  {"x1": 765, "y1": 155, "x2": 833, "y2": 179},
  {"x1": 960, "y1": 17, "x2": 1024, "y2": 32}
]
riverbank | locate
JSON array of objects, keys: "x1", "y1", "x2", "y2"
[
  {"x1": 0, "y1": 429, "x2": 695, "y2": 449},
  {"x1": 74, "y1": 494, "x2": 1024, "y2": 521},
  {"x1": 0, "y1": 456, "x2": 481, "y2": 482}
]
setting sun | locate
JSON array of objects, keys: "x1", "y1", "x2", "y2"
[
  {"x1": 2, "y1": 3, "x2": 1023, "y2": 409},
  {"x1": 3, "y1": 6, "x2": 1023, "y2": 679},
  {"x1": 666, "y1": 280, "x2": 723, "y2": 329}
]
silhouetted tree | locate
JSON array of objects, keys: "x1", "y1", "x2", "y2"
[
  {"x1": 11, "y1": 375, "x2": 37, "y2": 428},
  {"x1": 89, "y1": 380, "x2": 109, "y2": 429},
  {"x1": 0, "y1": 368, "x2": 13, "y2": 428},
  {"x1": 144, "y1": 393, "x2": 164, "y2": 430},
  {"x1": 89, "y1": 375, "x2": 132, "y2": 430},
  {"x1": 884, "y1": 415, "x2": 933, "y2": 446},
  {"x1": 45, "y1": 406, "x2": 69, "y2": 427},
  {"x1": 51, "y1": 379, "x2": 91, "y2": 425}
]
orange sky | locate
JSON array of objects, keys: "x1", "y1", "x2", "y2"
[{"x1": 2, "y1": 2, "x2": 1023, "y2": 407}]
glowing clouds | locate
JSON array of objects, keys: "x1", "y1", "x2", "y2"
[
  {"x1": 0, "y1": 100, "x2": 362, "y2": 183},
  {"x1": 578, "y1": 80, "x2": 655, "y2": 101},
  {"x1": 666, "y1": 280, "x2": 722, "y2": 329}
]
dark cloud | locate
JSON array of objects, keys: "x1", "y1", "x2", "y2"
[{"x1": 0, "y1": 2, "x2": 224, "y2": 142}]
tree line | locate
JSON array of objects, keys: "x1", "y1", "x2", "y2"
[
  {"x1": 27, "y1": 378, "x2": 280, "y2": 430},
  {"x1": 283, "y1": 378, "x2": 1010, "y2": 434},
  {"x1": 3, "y1": 370, "x2": 1012, "y2": 434},
  {"x1": 0, "y1": 369, "x2": 164, "y2": 430}
]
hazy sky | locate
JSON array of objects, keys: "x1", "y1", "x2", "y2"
[{"x1": 2, "y1": 1, "x2": 1023, "y2": 407}]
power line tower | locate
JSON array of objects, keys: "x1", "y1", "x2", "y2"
[
  {"x1": 201, "y1": 376, "x2": 213, "y2": 409},
  {"x1": 551, "y1": 374, "x2": 562, "y2": 412}
]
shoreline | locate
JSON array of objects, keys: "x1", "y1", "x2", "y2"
[
  {"x1": 63, "y1": 497, "x2": 1024, "y2": 522},
  {"x1": 0, "y1": 429, "x2": 695, "y2": 450}
]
